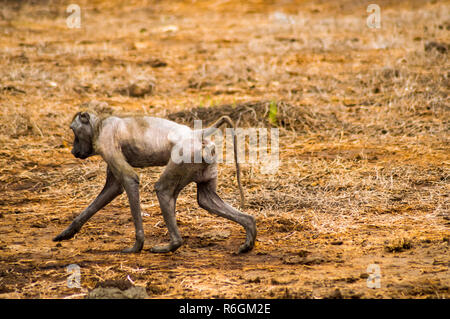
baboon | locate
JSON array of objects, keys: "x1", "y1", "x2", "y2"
[{"x1": 53, "y1": 111, "x2": 256, "y2": 254}]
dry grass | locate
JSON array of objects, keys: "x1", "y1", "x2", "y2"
[{"x1": 0, "y1": 0, "x2": 449, "y2": 299}]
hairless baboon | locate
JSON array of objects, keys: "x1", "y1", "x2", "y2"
[{"x1": 53, "y1": 111, "x2": 256, "y2": 254}]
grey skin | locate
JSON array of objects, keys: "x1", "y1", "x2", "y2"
[{"x1": 53, "y1": 111, "x2": 256, "y2": 254}]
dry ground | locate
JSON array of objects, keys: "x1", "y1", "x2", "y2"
[{"x1": 0, "y1": 0, "x2": 449, "y2": 298}]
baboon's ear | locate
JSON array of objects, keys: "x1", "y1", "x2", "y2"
[{"x1": 79, "y1": 112, "x2": 90, "y2": 124}]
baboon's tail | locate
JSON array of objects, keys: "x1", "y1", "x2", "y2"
[{"x1": 202, "y1": 116, "x2": 245, "y2": 209}]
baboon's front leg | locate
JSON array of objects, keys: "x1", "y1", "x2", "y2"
[
  {"x1": 120, "y1": 174, "x2": 145, "y2": 253},
  {"x1": 99, "y1": 151, "x2": 145, "y2": 254},
  {"x1": 53, "y1": 167, "x2": 123, "y2": 242}
]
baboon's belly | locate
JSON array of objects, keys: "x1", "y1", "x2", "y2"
[
  {"x1": 121, "y1": 139, "x2": 172, "y2": 167},
  {"x1": 118, "y1": 116, "x2": 191, "y2": 168}
]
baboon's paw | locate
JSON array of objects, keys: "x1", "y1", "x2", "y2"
[{"x1": 52, "y1": 228, "x2": 77, "y2": 241}]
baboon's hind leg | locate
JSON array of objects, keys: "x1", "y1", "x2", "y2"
[{"x1": 197, "y1": 178, "x2": 256, "y2": 253}]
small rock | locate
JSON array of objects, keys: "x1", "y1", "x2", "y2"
[
  {"x1": 425, "y1": 41, "x2": 448, "y2": 54},
  {"x1": 87, "y1": 279, "x2": 148, "y2": 299},
  {"x1": 270, "y1": 277, "x2": 297, "y2": 285},
  {"x1": 327, "y1": 288, "x2": 343, "y2": 299},
  {"x1": 87, "y1": 286, "x2": 148, "y2": 299},
  {"x1": 118, "y1": 80, "x2": 155, "y2": 97},
  {"x1": 31, "y1": 223, "x2": 47, "y2": 228},
  {"x1": 199, "y1": 230, "x2": 230, "y2": 241},
  {"x1": 146, "y1": 283, "x2": 166, "y2": 295},
  {"x1": 296, "y1": 249, "x2": 310, "y2": 257},
  {"x1": 245, "y1": 274, "x2": 261, "y2": 284},
  {"x1": 282, "y1": 255, "x2": 326, "y2": 265},
  {"x1": 346, "y1": 276, "x2": 358, "y2": 283},
  {"x1": 140, "y1": 58, "x2": 167, "y2": 68},
  {"x1": 95, "y1": 279, "x2": 132, "y2": 290},
  {"x1": 384, "y1": 238, "x2": 412, "y2": 252}
]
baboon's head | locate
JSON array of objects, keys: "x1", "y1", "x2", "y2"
[{"x1": 70, "y1": 112, "x2": 96, "y2": 159}]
